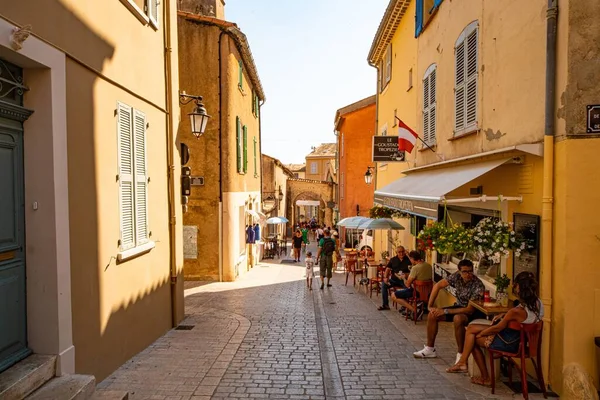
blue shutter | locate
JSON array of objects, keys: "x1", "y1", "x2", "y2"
[
  {"x1": 434, "y1": 0, "x2": 443, "y2": 7},
  {"x1": 415, "y1": 0, "x2": 424, "y2": 37}
]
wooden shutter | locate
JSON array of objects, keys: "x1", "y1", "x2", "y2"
[
  {"x1": 465, "y1": 29, "x2": 478, "y2": 126},
  {"x1": 385, "y1": 44, "x2": 392, "y2": 86},
  {"x1": 117, "y1": 103, "x2": 135, "y2": 250},
  {"x1": 415, "y1": 0, "x2": 424, "y2": 37},
  {"x1": 429, "y1": 69, "x2": 437, "y2": 144},
  {"x1": 133, "y1": 109, "x2": 148, "y2": 245},
  {"x1": 454, "y1": 40, "x2": 466, "y2": 132},
  {"x1": 238, "y1": 60, "x2": 243, "y2": 89},
  {"x1": 423, "y1": 74, "x2": 430, "y2": 145},
  {"x1": 236, "y1": 117, "x2": 241, "y2": 172},
  {"x1": 253, "y1": 137, "x2": 257, "y2": 176},
  {"x1": 147, "y1": 0, "x2": 159, "y2": 27},
  {"x1": 243, "y1": 125, "x2": 248, "y2": 173}
]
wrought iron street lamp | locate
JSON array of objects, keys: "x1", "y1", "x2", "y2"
[
  {"x1": 364, "y1": 166, "x2": 375, "y2": 185},
  {"x1": 180, "y1": 91, "x2": 211, "y2": 139},
  {"x1": 278, "y1": 187, "x2": 284, "y2": 202},
  {"x1": 263, "y1": 195, "x2": 276, "y2": 210}
]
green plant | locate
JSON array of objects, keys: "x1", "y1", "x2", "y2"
[
  {"x1": 494, "y1": 274, "x2": 511, "y2": 293},
  {"x1": 417, "y1": 222, "x2": 448, "y2": 252},
  {"x1": 472, "y1": 218, "x2": 528, "y2": 263},
  {"x1": 381, "y1": 250, "x2": 389, "y2": 259},
  {"x1": 369, "y1": 205, "x2": 411, "y2": 219}
]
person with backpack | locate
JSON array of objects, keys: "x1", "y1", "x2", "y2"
[{"x1": 316, "y1": 229, "x2": 336, "y2": 289}]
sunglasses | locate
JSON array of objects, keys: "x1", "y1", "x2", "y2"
[{"x1": 460, "y1": 269, "x2": 474, "y2": 275}]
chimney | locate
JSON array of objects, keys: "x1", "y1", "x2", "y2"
[{"x1": 178, "y1": 0, "x2": 225, "y2": 19}]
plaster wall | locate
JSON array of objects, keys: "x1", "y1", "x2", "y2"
[
  {"x1": 414, "y1": 0, "x2": 547, "y2": 168},
  {"x1": 338, "y1": 103, "x2": 376, "y2": 220},
  {"x1": 305, "y1": 157, "x2": 334, "y2": 181}
]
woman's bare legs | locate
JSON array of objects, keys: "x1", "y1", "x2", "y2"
[{"x1": 458, "y1": 324, "x2": 488, "y2": 364}]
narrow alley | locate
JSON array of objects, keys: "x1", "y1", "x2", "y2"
[{"x1": 95, "y1": 244, "x2": 540, "y2": 400}]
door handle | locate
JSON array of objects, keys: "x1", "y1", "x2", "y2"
[{"x1": 0, "y1": 250, "x2": 16, "y2": 262}]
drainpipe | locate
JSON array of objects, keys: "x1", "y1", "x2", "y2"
[
  {"x1": 218, "y1": 29, "x2": 226, "y2": 282},
  {"x1": 163, "y1": 0, "x2": 179, "y2": 326},
  {"x1": 541, "y1": 0, "x2": 558, "y2": 386}
]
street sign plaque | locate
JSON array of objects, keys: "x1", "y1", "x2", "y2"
[
  {"x1": 372, "y1": 136, "x2": 405, "y2": 162},
  {"x1": 587, "y1": 105, "x2": 600, "y2": 133}
]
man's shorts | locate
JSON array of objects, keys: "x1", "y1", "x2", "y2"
[
  {"x1": 319, "y1": 255, "x2": 333, "y2": 278},
  {"x1": 394, "y1": 287, "x2": 415, "y2": 299},
  {"x1": 442, "y1": 305, "x2": 486, "y2": 322}
]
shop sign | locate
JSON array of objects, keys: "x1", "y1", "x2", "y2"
[
  {"x1": 382, "y1": 197, "x2": 414, "y2": 212},
  {"x1": 587, "y1": 105, "x2": 600, "y2": 133},
  {"x1": 374, "y1": 194, "x2": 438, "y2": 219},
  {"x1": 372, "y1": 136, "x2": 405, "y2": 162}
]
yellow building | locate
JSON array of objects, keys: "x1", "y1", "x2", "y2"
[
  {"x1": 178, "y1": 7, "x2": 265, "y2": 282},
  {"x1": 0, "y1": 0, "x2": 184, "y2": 385},
  {"x1": 305, "y1": 143, "x2": 336, "y2": 182},
  {"x1": 261, "y1": 154, "x2": 293, "y2": 237},
  {"x1": 369, "y1": 0, "x2": 600, "y2": 395}
]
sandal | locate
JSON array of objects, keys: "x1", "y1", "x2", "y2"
[
  {"x1": 446, "y1": 363, "x2": 468, "y2": 373},
  {"x1": 377, "y1": 305, "x2": 390, "y2": 311},
  {"x1": 470, "y1": 377, "x2": 491, "y2": 387}
]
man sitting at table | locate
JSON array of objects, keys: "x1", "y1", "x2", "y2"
[
  {"x1": 413, "y1": 259, "x2": 485, "y2": 364},
  {"x1": 377, "y1": 246, "x2": 411, "y2": 310},
  {"x1": 391, "y1": 251, "x2": 432, "y2": 319}
]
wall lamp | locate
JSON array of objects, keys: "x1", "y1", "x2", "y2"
[
  {"x1": 364, "y1": 166, "x2": 375, "y2": 185},
  {"x1": 180, "y1": 91, "x2": 211, "y2": 139}
]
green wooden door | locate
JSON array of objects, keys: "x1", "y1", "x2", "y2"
[{"x1": 0, "y1": 117, "x2": 30, "y2": 372}]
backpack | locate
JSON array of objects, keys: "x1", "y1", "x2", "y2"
[{"x1": 322, "y1": 238, "x2": 335, "y2": 256}]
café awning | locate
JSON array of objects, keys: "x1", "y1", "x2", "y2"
[{"x1": 374, "y1": 158, "x2": 513, "y2": 218}]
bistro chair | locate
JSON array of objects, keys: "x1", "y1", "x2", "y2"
[
  {"x1": 405, "y1": 280, "x2": 433, "y2": 324},
  {"x1": 344, "y1": 253, "x2": 363, "y2": 286},
  {"x1": 368, "y1": 265, "x2": 386, "y2": 298},
  {"x1": 488, "y1": 320, "x2": 547, "y2": 400}
]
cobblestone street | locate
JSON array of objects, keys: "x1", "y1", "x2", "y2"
[{"x1": 97, "y1": 245, "x2": 545, "y2": 400}]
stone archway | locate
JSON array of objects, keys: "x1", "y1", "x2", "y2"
[
  {"x1": 286, "y1": 178, "x2": 335, "y2": 228},
  {"x1": 293, "y1": 191, "x2": 326, "y2": 226}
]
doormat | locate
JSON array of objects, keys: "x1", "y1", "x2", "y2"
[{"x1": 175, "y1": 325, "x2": 195, "y2": 331}]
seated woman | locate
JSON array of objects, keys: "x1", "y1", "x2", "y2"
[{"x1": 445, "y1": 271, "x2": 544, "y2": 386}]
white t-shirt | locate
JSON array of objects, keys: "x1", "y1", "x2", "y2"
[{"x1": 305, "y1": 258, "x2": 315, "y2": 276}]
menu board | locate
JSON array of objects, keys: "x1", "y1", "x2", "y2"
[{"x1": 512, "y1": 213, "x2": 540, "y2": 281}]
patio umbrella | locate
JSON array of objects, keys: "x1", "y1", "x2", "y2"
[
  {"x1": 266, "y1": 216, "x2": 289, "y2": 224},
  {"x1": 337, "y1": 216, "x2": 372, "y2": 249},
  {"x1": 357, "y1": 218, "x2": 405, "y2": 230}
]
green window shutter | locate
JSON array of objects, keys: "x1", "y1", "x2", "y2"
[
  {"x1": 243, "y1": 125, "x2": 248, "y2": 173},
  {"x1": 252, "y1": 91, "x2": 256, "y2": 116},
  {"x1": 133, "y1": 109, "x2": 149, "y2": 245},
  {"x1": 253, "y1": 137, "x2": 257, "y2": 176},
  {"x1": 236, "y1": 117, "x2": 241, "y2": 173},
  {"x1": 238, "y1": 60, "x2": 243, "y2": 89},
  {"x1": 117, "y1": 102, "x2": 135, "y2": 250}
]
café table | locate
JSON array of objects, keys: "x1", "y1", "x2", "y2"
[{"x1": 469, "y1": 299, "x2": 513, "y2": 318}]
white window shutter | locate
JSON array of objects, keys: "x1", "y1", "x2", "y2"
[
  {"x1": 117, "y1": 103, "x2": 135, "y2": 250},
  {"x1": 429, "y1": 69, "x2": 437, "y2": 145},
  {"x1": 147, "y1": 0, "x2": 159, "y2": 27},
  {"x1": 465, "y1": 29, "x2": 478, "y2": 127},
  {"x1": 133, "y1": 109, "x2": 149, "y2": 245},
  {"x1": 455, "y1": 40, "x2": 466, "y2": 132},
  {"x1": 423, "y1": 73, "x2": 430, "y2": 145}
]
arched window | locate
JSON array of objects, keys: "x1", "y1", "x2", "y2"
[
  {"x1": 423, "y1": 64, "x2": 437, "y2": 146},
  {"x1": 455, "y1": 21, "x2": 479, "y2": 135}
]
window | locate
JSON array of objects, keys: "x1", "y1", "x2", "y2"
[
  {"x1": 416, "y1": 0, "x2": 443, "y2": 37},
  {"x1": 380, "y1": 44, "x2": 392, "y2": 92},
  {"x1": 253, "y1": 137, "x2": 258, "y2": 177},
  {"x1": 146, "y1": 0, "x2": 159, "y2": 28},
  {"x1": 408, "y1": 68, "x2": 413, "y2": 91},
  {"x1": 238, "y1": 60, "x2": 243, "y2": 90},
  {"x1": 236, "y1": 117, "x2": 243, "y2": 173},
  {"x1": 393, "y1": 109, "x2": 398, "y2": 127},
  {"x1": 423, "y1": 64, "x2": 437, "y2": 146},
  {"x1": 310, "y1": 161, "x2": 318, "y2": 174},
  {"x1": 455, "y1": 21, "x2": 479, "y2": 135},
  {"x1": 294, "y1": 173, "x2": 299, "y2": 178},
  {"x1": 252, "y1": 92, "x2": 260, "y2": 118},
  {"x1": 341, "y1": 134, "x2": 344, "y2": 156},
  {"x1": 243, "y1": 125, "x2": 248, "y2": 173},
  {"x1": 340, "y1": 172, "x2": 344, "y2": 200},
  {"x1": 117, "y1": 102, "x2": 150, "y2": 253}
]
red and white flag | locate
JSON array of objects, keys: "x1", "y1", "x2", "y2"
[{"x1": 397, "y1": 118, "x2": 419, "y2": 153}]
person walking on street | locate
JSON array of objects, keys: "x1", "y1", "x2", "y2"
[
  {"x1": 377, "y1": 246, "x2": 411, "y2": 310},
  {"x1": 316, "y1": 229, "x2": 336, "y2": 290},
  {"x1": 305, "y1": 251, "x2": 316, "y2": 290},
  {"x1": 292, "y1": 230, "x2": 303, "y2": 262}
]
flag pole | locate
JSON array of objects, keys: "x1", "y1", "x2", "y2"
[{"x1": 395, "y1": 116, "x2": 444, "y2": 161}]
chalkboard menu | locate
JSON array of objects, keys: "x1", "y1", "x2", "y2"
[{"x1": 512, "y1": 213, "x2": 540, "y2": 281}]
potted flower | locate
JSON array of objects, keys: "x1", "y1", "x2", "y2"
[
  {"x1": 472, "y1": 218, "x2": 528, "y2": 263},
  {"x1": 417, "y1": 222, "x2": 449, "y2": 258},
  {"x1": 494, "y1": 274, "x2": 511, "y2": 307},
  {"x1": 381, "y1": 250, "x2": 389, "y2": 261}
]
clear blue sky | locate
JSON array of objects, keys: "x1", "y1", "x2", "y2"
[{"x1": 226, "y1": 0, "x2": 389, "y2": 164}]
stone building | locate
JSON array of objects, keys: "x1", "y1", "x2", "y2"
[
  {"x1": 178, "y1": 5, "x2": 265, "y2": 282},
  {"x1": 261, "y1": 154, "x2": 294, "y2": 236},
  {"x1": 305, "y1": 143, "x2": 337, "y2": 182}
]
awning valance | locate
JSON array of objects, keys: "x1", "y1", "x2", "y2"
[
  {"x1": 374, "y1": 158, "x2": 512, "y2": 218},
  {"x1": 296, "y1": 200, "x2": 320, "y2": 206},
  {"x1": 246, "y1": 210, "x2": 260, "y2": 219}
]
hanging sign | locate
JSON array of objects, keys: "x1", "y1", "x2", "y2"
[{"x1": 372, "y1": 136, "x2": 405, "y2": 162}]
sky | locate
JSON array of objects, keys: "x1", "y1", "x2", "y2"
[{"x1": 226, "y1": 0, "x2": 389, "y2": 164}]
